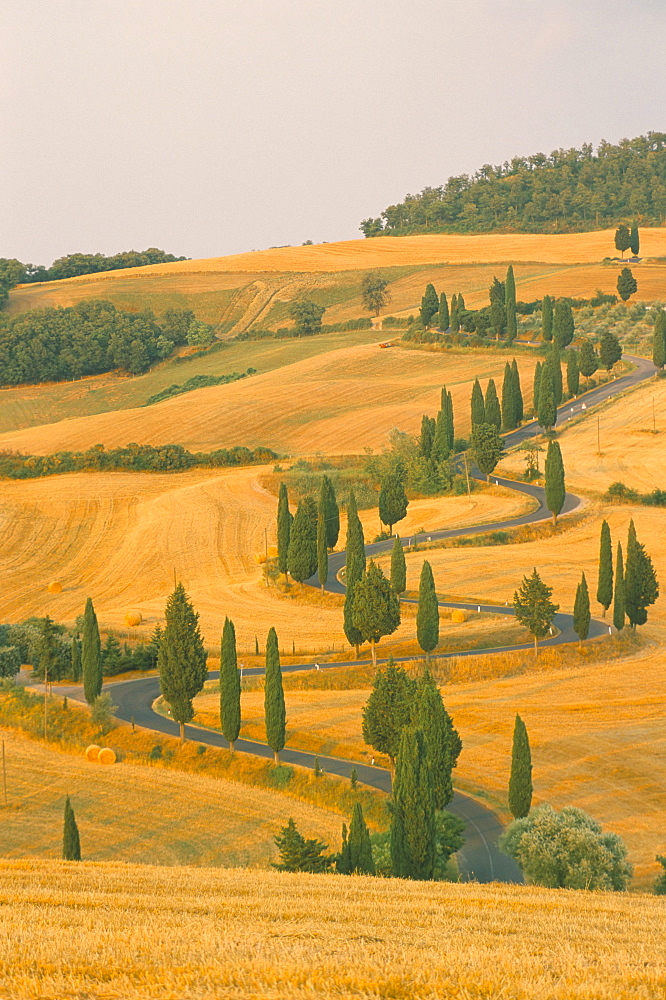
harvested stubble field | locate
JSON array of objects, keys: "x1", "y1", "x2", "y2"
[
  {"x1": 1, "y1": 860, "x2": 665, "y2": 1000},
  {"x1": 0, "y1": 730, "x2": 342, "y2": 868}
]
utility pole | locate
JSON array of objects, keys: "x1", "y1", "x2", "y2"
[
  {"x1": 597, "y1": 416, "x2": 601, "y2": 456},
  {"x1": 264, "y1": 527, "x2": 269, "y2": 587},
  {"x1": 653, "y1": 397, "x2": 656, "y2": 434},
  {"x1": 463, "y1": 451, "x2": 471, "y2": 496},
  {"x1": 2, "y1": 740, "x2": 6, "y2": 808}
]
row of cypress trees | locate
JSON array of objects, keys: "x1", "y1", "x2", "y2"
[
  {"x1": 419, "y1": 385, "x2": 455, "y2": 462},
  {"x1": 541, "y1": 296, "x2": 575, "y2": 348},
  {"x1": 596, "y1": 519, "x2": 659, "y2": 630},
  {"x1": 470, "y1": 361, "x2": 523, "y2": 433},
  {"x1": 277, "y1": 476, "x2": 340, "y2": 588}
]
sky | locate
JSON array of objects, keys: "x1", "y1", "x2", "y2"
[{"x1": 2, "y1": 0, "x2": 665, "y2": 265}]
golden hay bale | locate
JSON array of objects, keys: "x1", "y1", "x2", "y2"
[
  {"x1": 85, "y1": 744, "x2": 101, "y2": 762},
  {"x1": 267, "y1": 544, "x2": 278, "y2": 559},
  {"x1": 451, "y1": 609, "x2": 467, "y2": 623},
  {"x1": 97, "y1": 747, "x2": 117, "y2": 765},
  {"x1": 47, "y1": 581, "x2": 63, "y2": 594},
  {"x1": 124, "y1": 611, "x2": 142, "y2": 627}
]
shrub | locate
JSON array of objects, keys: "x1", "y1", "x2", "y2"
[
  {"x1": 655, "y1": 855, "x2": 666, "y2": 895},
  {"x1": 91, "y1": 693, "x2": 118, "y2": 736}
]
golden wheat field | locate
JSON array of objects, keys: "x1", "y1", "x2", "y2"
[
  {"x1": 0, "y1": 860, "x2": 664, "y2": 1000},
  {"x1": 0, "y1": 730, "x2": 342, "y2": 867}
]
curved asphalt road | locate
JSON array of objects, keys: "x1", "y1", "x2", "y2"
[{"x1": 66, "y1": 352, "x2": 655, "y2": 884}]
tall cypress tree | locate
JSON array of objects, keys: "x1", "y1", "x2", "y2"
[
  {"x1": 596, "y1": 520, "x2": 613, "y2": 616},
  {"x1": 450, "y1": 293, "x2": 460, "y2": 333},
  {"x1": 532, "y1": 360, "x2": 542, "y2": 415},
  {"x1": 316, "y1": 497, "x2": 328, "y2": 591},
  {"x1": 264, "y1": 626, "x2": 286, "y2": 762},
  {"x1": 413, "y1": 670, "x2": 461, "y2": 808},
  {"x1": 505, "y1": 265, "x2": 517, "y2": 342},
  {"x1": 277, "y1": 483, "x2": 292, "y2": 578},
  {"x1": 501, "y1": 361, "x2": 516, "y2": 430},
  {"x1": 287, "y1": 496, "x2": 318, "y2": 582},
  {"x1": 431, "y1": 409, "x2": 450, "y2": 462},
  {"x1": 71, "y1": 635, "x2": 81, "y2": 683},
  {"x1": 545, "y1": 439, "x2": 565, "y2": 524},
  {"x1": 624, "y1": 519, "x2": 659, "y2": 629},
  {"x1": 419, "y1": 414, "x2": 436, "y2": 458},
  {"x1": 322, "y1": 475, "x2": 340, "y2": 549},
  {"x1": 508, "y1": 714, "x2": 532, "y2": 819},
  {"x1": 537, "y1": 365, "x2": 557, "y2": 431},
  {"x1": 420, "y1": 283, "x2": 439, "y2": 327},
  {"x1": 573, "y1": 572, "x2": 591, "y2": 647},
  {"x1": 352, "y1": 561, "x2": 401, "y2": 668},
  {"x1": 158, "y1": 583, "x2": 207, "y2": 743},
  {"x1": 390, "y1": 535, "x2": 406, "y2": 594},
  {"x1": 567, "y1": 349, "x2": 580, "y2": 397},
  {"x1": 390, "y1": 727, "x2": 436, "y2": 880},
  {"x1": 548, "y1": 344, "x2": 563, "y2": 406},
  {"x1": 438, "y1": 291, "x2": 449, "y2": 331},
  {"x1": 484, "y1": 379, "x2": 501, "y2": 430},
  {"x1": 470, "y1": 378, "x2": 485, "y2": 428},
  {"x1": 511, "y1": 358, "x2": 524, "y2": 423},
  {"x1": 343, "y1": 492, "x2": 366, "y2": 656},
  {"x1": 445, "y1": 389, "x2": 455, "y2": 450},
  {"x1": 346, "y1": 802, "x2": 375, "y2": 874},
  {"x1": 652, "y1": 311, "x2": 666, "y2": 370},
  {"x1": 362, "y1": 659, "x2": 416, "y2": 768},
  {"x1": 630, "y1": 221, "x2": 640, "y2": 257},
  {"x1": 553, "y1": 300, "x2": 574, "y2": 349},
  {"x1": 613, "y1": 542, "x2": 625, "y2": 631},
  {"x1": 220, "y1": 617, "x2": 241, "y2": 750},
  {"x1": 541, "y1": 295, "x2": 553, "y2": 342},
  {"x1": 416, "y1": 560, "x2": 439, "y2": 660},
  {"x1": 81, "y1": 597, "x2": 102, "y2": 706},
  {"x1": 63, "y1": 795, "x2": 81, "y2": 861}
]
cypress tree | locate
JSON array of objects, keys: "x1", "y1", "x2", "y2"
[
  {"x1": 158, "y1": 583, "x2": 207, "y2": 743},
  {"x1": 277, "y1": 483, "x2": 292, "y2": 578},
  {"x1": 63, "y1": 795, "x2": 81, "y2": 861},
  {"x1": 553, "y1": 300, "x2": 574, "y2": 349},
  {"x1": 541, "y1": 295, "x2": 553, "y2": 342},
  {"x1": 458, "y1": 292, "x2": 466, "y2": 311},
  {"x1": 287, "y1": 496, "x2": 318, "y2": 582},
  {"x1": 533, "y1": 360, "x2": 542, "y2": 414},
  {"x1": 413, "y1": 670, "x2": 461, "y2": 808},
  {"x1": 390, "y1": 727, "x2": 436, "y2": 880},
  {"x1": 471, "y1": 422, "x2": 505, "y2": 481},
  {"x1": 630, "y1": 221, "x2": 640, "y2": 257},
  {"x1": 416, "y1": 560, "x2": 439, "y2": 660},
  {"x1": 652, "y1": 311, "x2": 666, "y2": 370},
  {"x1": 264, "y1": 626, "x2": 286, "y2": 762},
  {"x1": 511, "y1": 358, "x2": 524, "y2": 422},
  {"x1": 566, "y1": 349, "x2": 580, "y2": 397},
  {"x1": 508, "y1": 714, "x2": 532, "y2": 819},
  {"x1": 450, "y1": 293, "x2": 460, "y2": 333},
  {"x1": 624, "y1": 520, "x2": 659, "y2": 629},
  {"x1": 390, "y1": 535, "x2": 406, "y2": 594},
  {"x1": 71, "y1": 635, "x2": 81, "y2": 683},
  {"x1": 431, "y1": 409, "x2": 450, "y2": 462},
  {"x1": 220, "y1": 617, "x2": 241, "y2": 750},
  {"x1": 501, "y1": 361, "x2": 516, "y2": 430},
  {"x1": 597, "y1": 520, "x2": 613, "y2": 616},
  {"x1": 484, "y1": 379, "x2": 501, "y2": 430},
  {"x1": 343, "y1": 493, "x2": 366, "y2": 656},
  {"x1": 613, "y1": 542, "x2": 625, "y2": 631},
  {"x1": 470, "y1": 378, "x2": 485, "y2": 428},
  {"x1": 545, "y1": 439, "x2": 565, "y2": 524},
  {"x1": 362, "y1": 659, "x2": 416, "y2": 768},
  {"x1": 419, "y1": 414, "x2": 435, "y2": 458},
  {"x1": 505, "y1": 265, "x2": 517, "y2": 342},
  {"x1": 352, "y1": 561, "x2": 401, "y2": 668},
  {"x1": 438, "y1": 291, "x2": 449, "y2": 331},
  {"x1": 420, "y1": 283, "x2": 439, "y2": 327},
  {"x1": 322, "y1": 475, "x2": 340, "y2": 549},
  {"x1": 316, "y1": 498, "x2": 328, "y2": 591},
  {"x1": 579, "y1": 337, "x2": 599, "y2": 381},
  {"x1": 573, "y1": 572, "x2": 591, "y2": 646},
  {"x1": 346, "y1": 802, "x2": 375, "y2": 874},
  {"x1": 81, "y1": 597, "x2": 102, "y2": 705},
  {"x1": 378, "y1": 474, "x2": 408, "y2": 535},
  {"x1": 599, "y1": 329, "x2": 623, "y2": 371},
  {"x1": 336, "y1": 823, "x2": 351, "y2": 874},
  {"x1": 538, "y1": 364, "x2": 557, "y2": 431},
  {"x1": 445, "y1": 390, "x2": 455, "y2": 450},
  {"x1": 549, "y1": 344, "x2": 563, "y2": 406}
]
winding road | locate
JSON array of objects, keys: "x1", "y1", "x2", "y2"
[{"x1": 68, "y1": 351, "x2": 656, "y2": 884}]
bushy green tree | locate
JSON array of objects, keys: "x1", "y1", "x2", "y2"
[
  {"x1": 412, "y1": 670, "x2": 461, "y2": 808},
  {"x1": 220, "y1": 617, "x2": 241, "y2": 750},
  {"x1": 390, "y1": 535, "x2": 406, "y2": 594},
  {"x1": 655, "y1": 855, "x2": 666, "y2": 895},
  {"x1": 614, "y1": 224, "x2": 631, "y2": 258},
  {"x1": 508, "y1": 714, "x2": 532, "y2": 819},
  {"x1": 361, "y1": 272, "x2": 390, "y2": 316},
  {"x1": 420, "y1": 283, "x2": 440, "y2": 327},
  {"x1": 544, "y1": 439, "x2": 565, "y2": 524},
  {"x1": 158, "y1": 584, "x2": 207, "y2": 743},
  {"x1": 470, "y1": 378, "x2": 485, "y2": 428},
  {"x1": 378, "y1": 474, "x2": 408, "y2": 535},
  {"x1": 573, "y1": 572, "x2": 591, "y2": 645},
  {"x1": 273, "y1": 818, "x2": 333, "y2": 872},
  {"x1": 289, "y1": 299, "x2": 325, "y2": 336},
  {"x1": 617, "y1": 266, "x2": 638, "y2": 302},
  {"x1": 553, "y1": 300, "x2": 574, "y2": 348},
  {"x1": 500, "y1": 803, "x2": 632, "y2": 890},
  {"x1": 579, "y1": 338, "x2": 599, "y2": 381},
  {"x1": 624, "y1": 520, "x2": 659, "y2": 629},
  {"x1": 513, "y1": 569, "x2": 559, "y2": 656},
  {"x1": 352, "y1": 561, "x2": 401, "y2": 668},
  {"x1": 81, "y1": 598, "x2": 102, "y2": 705},
  {"x1": 596, "y1": 520, "x2": 613, "y2": 616},
  {"x1": 416, "y1": 561, "x2": 439, "y2": 660},
  {"x1": 264, "y1": 627, "x2": 286, "y2": 762},
  {"x1": 63, "y1": 795, "x2": 81, "y2": 861},
  {"x1": 287, "y1": 496, "x2": 318, "y2": 582},
  {"x1": 599, "y1": 329, "x2": 622, "y2": 371},
  {"x1": 390, "y1": 727, "x2": 436, "y2": 880},
  {"x1": 471, "y1": 422, "x2": 504, "y2": 480},
  {"x1": 362, "y1": 660, "x2": 416, "y2": 768}
]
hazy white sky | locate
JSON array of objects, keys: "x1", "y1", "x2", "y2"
[{"x1": 2, "y1": 0, "x2": 664, "y2": 264}]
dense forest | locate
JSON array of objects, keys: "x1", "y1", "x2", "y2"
[
  {"x1": 361, "y1": 134, "x2": 666, "y2": 236},
  {"x1": 0, "y1": 300, "x2": 198, "y2": 384}
]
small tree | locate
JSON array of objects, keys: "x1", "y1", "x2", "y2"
[
  {"x1": 500, "y1": 803, "x2": 632, "y2": 890},
  {"x1": 544, "y1": 438, "x2": 565, "y2": 525},
  {"x1": 624, "y1": 520, "x2": 659, "y2": 629},
  {"x1": 390, "y1": 535, "x2": 406, "y2": 594},
  {"x1": 361, "y1": 272, "x2": 390, "y2": 316},
  {"x1": 579, "y1": 338, "x2": 599, "y2": 381},
  {"x1": 276, "y1": 483, "x2": 292, "y2": 579},
  {"x1": 484, "y1": 378, "x2": 501, "y2": 430},
  {"x1": 614, "y1": 224, "x2": 631, "y2": 259},
  {"x1": 352, "y1": 561, "x2": 401, "y2": 668},
  {"x1": 655, "y1": 856, "x2": 666, "y2": 895},
  {"x1": 537, "y1": 366, "x2": 557, "y2": 431},
  {"x1": 362, "y1": 660, "x2": 416, "y2": 768},
  {"x1": 438, "y1": 291, "x2": 450, "y2": 331},
  {"x1": 63, "y1": 796, "x2": 81, "y2": 861},
  {"x1": 508, "y1": 714, "x2": 532, "y2": 819},
  {"x1": 511, "y1": 359, "x2": 523, "y2": 423},
  {"x1": 264, "y1": 627, "x2": 286, "y2": 763},
  {"x1": 416, "y1": 560, "x2": 439, "y2": 661},
  {"x1": 220, "y1": 617, "x2": 241, "y2": 750},
  {"x1": 613, "y1": 542, "x2": 625, "y2": 632},
  {"x1": 322, "y1": 475, "x2": 340, "y2": 549},
  {"x1": 471, "y1": 422, "x2": 504, "y2": 481},
  {"x1": 70, "y1": 635, "x2": 81, "y2": 683},
  {"x1": 513, "y1": 569, "x2": 559, "y2": 656},
  {"x1": 629, "y1": 221, "x2": 640, "y2": 257},
  {"x1": 652, "y1": 311, "x2": 666, "y2": 370},
  {"x1": 566, "y1": 349, "x2": 579, "y2": 397},
  {"x1": 470, "y1": 378, "x2": 485, "y2": 428},
  {"x1": 378, "y1": 474, "x2": 408, "y2": 535},
  {"x1": 273, "y1": 818, "x2": 333, "y2": 872},
  {"x1": 287, "y1": 496, "x2": 318, "y2": 582},
  {"x1": 553, "y1": 300, "x2": 574, "y2": 349},
  {"x1": 419, "y1": 414, "x2": 435, "y2": 458},
  {"x1": 91, "y1": 693, "x2": 118, "y2": 736},
  {"x1": 158, "y1": 584, "x2": 207, "y2": 743},
  {"x1": 573, "y1": 572, "x2": 591, "y2": 647},
  {"x1": 338, "y1": 802, "x2": 375, "y2": 875},
  {"x1": 420, "y1": 283, "x2": 440, "y2": 327},
  {"x1": 390, "y1": 727, "x2": 436, "y2": 880},
  {"x1": 596, "y1": 520, "x2": 613, "y2": 616},
  {"x1": 289, "y1": 299, "x2": 325, "y2": 336},
  {"x1": 599, "y1": 329, "x2": 622, "y2": 371},
  {"x1": 81, "y1": 597, "x2": 102, "y2": 705},
  {"x1": 617, "y1": 267, "x2": 637, "y2": 302},
  {"x1": 541, "y1": 295, "x2": 553, "y2": 342},
  {"x1": 532, "y1": 360, "x2": 542, "y2": 414}
]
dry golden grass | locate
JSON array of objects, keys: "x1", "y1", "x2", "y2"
[
  {"x1": 0, "y1": 729, "x2": 343, "y2": 868},
  {"x1": 0, "y1": 859, "x2": 664, "y2": 1000}
]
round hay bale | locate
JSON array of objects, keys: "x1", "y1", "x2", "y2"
[
  {"x1": 124, "y1": 611, "x2": 142, "y2": 627},
  {"x1": 451, "y1": 609, "x2": 467, "y2": 623},
  {"x1": 267, "y1": 544, "x2": 278, "y2": 559},
  {"x1": 85, "y1": 744, "x2": 101, "y2": 762},
  {"x1": 98, "y1": 747, "x2": 117, "y2": 765},
  {"x1": 47, "y1": 581, "x2": 63, "y2": 594}
]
